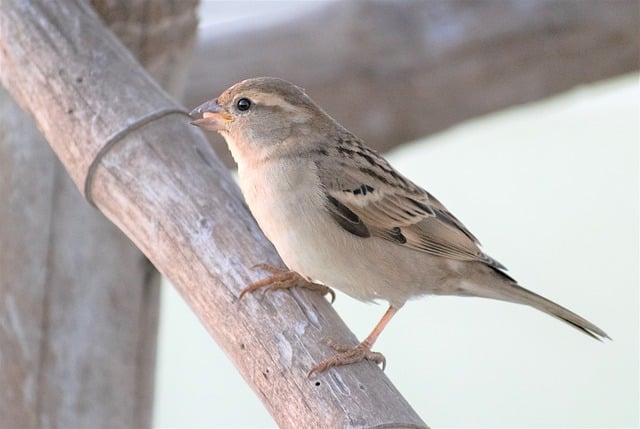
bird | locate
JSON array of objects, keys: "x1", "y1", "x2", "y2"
[{"x1": 189, "y1": 77, "x2": 609, "y2": 377}]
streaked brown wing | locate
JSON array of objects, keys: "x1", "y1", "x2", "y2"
[{"x1": 317, "y1": 146, "x2": 504, "y2": 269}]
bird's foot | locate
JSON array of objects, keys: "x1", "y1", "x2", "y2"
[
  {"x1": 307, "y1": 340, "x2": 386, "y2": 378},
  {"x1": 239, "y1": 263, "x2": 335, "y2": 303}
]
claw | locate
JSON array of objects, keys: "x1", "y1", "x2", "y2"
[
  {"x1": 239, "y1": 263, "x2": 336, "y2": 303},
  {"x1": 250, "y1": 263, "x2": 285, "y2": 274},
  {"x1": 307, "y1": 341, "x2": 386, "y2": 378},
  {"x1": 308, "y1": 306, "x2": 399, "y2": 377}
]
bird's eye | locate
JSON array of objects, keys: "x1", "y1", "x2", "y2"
[{"x1": 236, "y1": 98, "x2": 252, "y2": 112}]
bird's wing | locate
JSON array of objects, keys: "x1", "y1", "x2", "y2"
[{"x1": 316, "y1": 137, "x2": 505, "y2": 269}]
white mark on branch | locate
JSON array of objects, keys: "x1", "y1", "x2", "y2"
[
  {"x1": 331, "y1": 372, "x2": 351, "y2": 396},
  {"x1": 4, "y1": 294, "x2": 29, "y2": 359},
  {"x1": 290, "y1": 290, "x2": 320, "y2": 329},
  {"x1": 275, "y1": 332, "x2": 293, "y2": 367},
  {"x1": 192, "y1": 216, "x2": 213, "y2": 244},
  {"x1": 1, "y1": 293, "x2": 37, "y2": 403},
  {"x1": 294, "y1": 320, "x2": 308, "y2": 335},
  {"x1": 23, "y1": 370, "x2": 36, "y2": 405}
]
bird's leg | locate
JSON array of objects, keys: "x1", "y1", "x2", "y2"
[
  {"x1": 239, "y1": 263, "x2": 336, "y2": 303},
  {"x1": 308, "y1": 305, "x2": 399, "y2": 378}
]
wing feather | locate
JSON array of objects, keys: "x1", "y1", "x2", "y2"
[{"x1": 316, "y1": 137, "x2": 505, "y2": 270}]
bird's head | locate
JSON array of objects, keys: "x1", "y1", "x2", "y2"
[{"x1": 190, "y1": 77, "x2": 335, "y2": 160}]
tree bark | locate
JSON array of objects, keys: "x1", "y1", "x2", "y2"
[
  {"x1": 0, "y1": 1, "x2": 427, "y2": 428},
  {"x1": 0, "y1": 1, "x2": 197, "y2": 427},
  {"x1": 185, "y1": 0, "x2": 640, "y2": 166}
]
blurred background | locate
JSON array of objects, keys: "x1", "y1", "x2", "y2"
[{"x1": 153, "y1": 2, "x2": 638, "y2": 428}]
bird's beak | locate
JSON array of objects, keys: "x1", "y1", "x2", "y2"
[{"x1": 189, "y1": 99, "x2": 233, "y2": 131}]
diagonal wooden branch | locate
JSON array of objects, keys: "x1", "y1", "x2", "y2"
[{"x1": 0, "y1": 0, "x2": 427, "y2": 427}]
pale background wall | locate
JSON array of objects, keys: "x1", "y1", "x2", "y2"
[{"x1": 153, "y1": 3, "x2": 639, "y2": 428}]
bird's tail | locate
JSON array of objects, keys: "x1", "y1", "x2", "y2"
[{"x1": 462, "y1": 276, "x2": 610, "y2": 340}]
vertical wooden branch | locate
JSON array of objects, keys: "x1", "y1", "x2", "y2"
[
  {"x1": 0, "y1": 0, "x2": 428, "y2": 427},
  {"x1": 0, "y1": 0, "x2": 197, "y2": 427},
  {"x1": 0, "y1": 81, "x2": 160, "y2": 429}
]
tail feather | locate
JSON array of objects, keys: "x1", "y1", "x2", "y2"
[{"x1": 464, "y1": 280, "x2": 610, "y2": 340}]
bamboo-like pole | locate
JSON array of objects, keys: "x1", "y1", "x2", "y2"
[
  {"x1": 0, "y1": 1, "x2": 198, "y2": 427},
  {"x1": 0, "y1": 1, "x2": 427, "y2": 427}
]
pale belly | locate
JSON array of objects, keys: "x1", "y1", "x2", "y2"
[{"x1": 238, "y1": 160, "x2": 462, "y2": 307}]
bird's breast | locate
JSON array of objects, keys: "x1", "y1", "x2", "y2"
[{"x1": 237, "y1": 158, "x2": 327, "y2": 268}]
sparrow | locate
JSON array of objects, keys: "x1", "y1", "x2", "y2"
[{"x1": 190, "y1": 77, "x2": 608, "y2": 377}]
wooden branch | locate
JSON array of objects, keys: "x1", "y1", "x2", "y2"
[
  {"x1": 89, "y1": 0, "x2": 198, "y2": 100},
  {"x1": 0, "y1": 85, "x2": 160, "y2": 429},
  {"x1": 0, "y1": 1, "x2": 427, "y2": 427},
  {"x1": 0, "y1": 1, "x2": 197, "y2": 427},
  {"x1": 186, "y1": 0, "x2": 640, "y2": 166}
]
